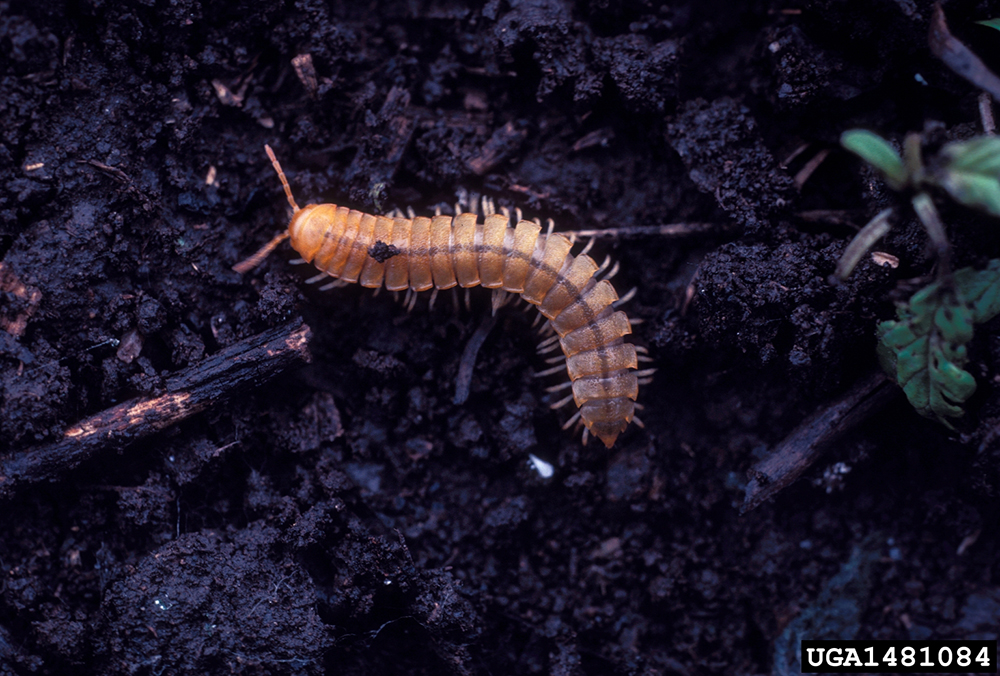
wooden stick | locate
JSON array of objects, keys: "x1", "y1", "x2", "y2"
[
  {"x1": 741, "y1": 371, "x2": 897, "y2": 514},
  {"x1": 0, "y1": 319, "x2": 312, "y2": 501}
]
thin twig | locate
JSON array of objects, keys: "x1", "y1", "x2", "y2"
[
  {"x1": 0, "y1": 319, "x2": 312, "y2": 501},
  {"x1": 793, "y1": 148, "x2": 831, "y2": 190},
  {"x1": 835, "y1": 208, "x2": 894, "y2": 280},
  {"x1": 741, "y1": 371, "x2": 897, "y2": 513},
  {"x1": 77, "y1": 159, "x2": 131, "y2": 183},
  {"x1": 568, "y1": 222, "x2": 730, "y2": 239},
  {"x1": 454, "y1": 314, "x2": 497, "y2": 405}
]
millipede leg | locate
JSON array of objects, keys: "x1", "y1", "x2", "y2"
[
  {"x1": 491, "y1": 289, "x2": 511, "y2": 316},
  {"x1": 537, "y1": 321, "x2": 555, "y2": 337},
  {"x1": 534, "y1": 363, "x2": 568, "y2": 377},
  {"x1": 613, "y1": 287, "x2": 637, "y2": 307},
  {"x1": 560, "y1": 409, "x2": 581, "y2": 428},
  {"x1": 600, "y1": 260, "x2": 620, "y2": 281},
  {"x1": 536, "y1": 334, "x2": 561, "y2": 354}
]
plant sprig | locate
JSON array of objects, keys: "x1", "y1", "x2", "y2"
[
  {"x1": 877, "y1": 260, "x2": 1000, "y2": 426},
  {"x1": 836, "y1": 131, "x2": 1000, "y2": 279},
  {"x1": 841, "y1": 130, "x2": 1000, "y2": 426}
]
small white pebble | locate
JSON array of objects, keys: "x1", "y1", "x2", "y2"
[{"x1": 528, "y1": 453, "x2": 554, "y2": 479}]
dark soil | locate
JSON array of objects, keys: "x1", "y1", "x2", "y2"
[{"x1": 2, "y1": 0, "x2": 1000, "y2": 674}]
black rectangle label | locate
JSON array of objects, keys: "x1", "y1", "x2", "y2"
[{"x1": 800, "y1": 640, "x2": 997, "y2": 673}]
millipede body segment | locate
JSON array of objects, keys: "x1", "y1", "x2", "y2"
[{"x1": 236, "y1": 145, "x2": 641, "y2": 448}]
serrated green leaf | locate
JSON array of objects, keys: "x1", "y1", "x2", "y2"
[
  {"x1": 935, "y1": 137, "x2": 1000, "y2": 216},
  {"x1": 841, "y1": 130, "x2": 909, "y2": 190},
  {"x1": 977, "y1": 17, "x2": 1000, "y2": 31},
  {"x1": 877, "y1": 280, "x2": 977, "y2": 427},
  {"x1": 881, "y1": 260, "x2": 1000, "y2": 426},
  {"x1": 933, "y1": 303, "x2": 974, "y2": 345},
  {"x1": 955, "y1": 258, "x2": 1000, "y2": 322}
]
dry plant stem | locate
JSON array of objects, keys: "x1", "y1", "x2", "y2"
[
  {"x1": 0, "y1": 319, "x2": 312, "y2": 502},
  {"x1": 979, "y1": 92, "x2": 996, "y2": 136},
  {"x1": 929, "y1": 3, "x2": 1000, "y2": 103},
  {"x1": 835, "y1": 208, "x2": 894, "y2": 280},
  {"x1": 911, "y1": 192, "x2": 952, "y2": 280},
  {"x1": 903, "y1": 133, "x2": 925, "y2": 185},
  {"x1": 793, "y1": 148, "x2": 831, "y2": 189},
  {"x1": 741, "y1": 371, "x2": 897, "y2": 513},
  {"x1": 454, "y1": 313, "x2": 497, "y2": 405},
  {"x1": 569, "y1": 222, "x2": 728, "y2": 239}
]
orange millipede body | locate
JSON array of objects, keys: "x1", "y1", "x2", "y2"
[{"x1": 236, "y1": 145, "x2": 642, "y2": 448}]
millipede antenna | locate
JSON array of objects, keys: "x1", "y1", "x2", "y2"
[{"x1": 265, "y1": 144, "x2": 300, "y2": 212}]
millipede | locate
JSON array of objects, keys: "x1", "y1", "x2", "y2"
[{"x1": 234, "y1": 145, "x2": 652, "y2": 447}]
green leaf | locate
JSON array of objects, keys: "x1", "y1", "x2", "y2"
[
  {"x1": 976, "y1": 18, "x2": 1000, "y2": 32},
  {"x1": 935, "y1": 137, "x2": 1000, "y2": 216},
  {"x1": 878, "y1": 278, "x2": 976, "y2": 427},
  {"x1": 955, "y1": 258, "x2": 1000, "y2": 322},
  {"x1": 841, "y1": 129, "x2": 909, "y2": 190},
  {"x1": 878, "y1": 260, "x2": 1000, "y2": 427}
]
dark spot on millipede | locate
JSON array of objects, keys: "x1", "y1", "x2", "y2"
[{"x1": 368, "y1": 240, "x2": 401, "y2": 263}]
